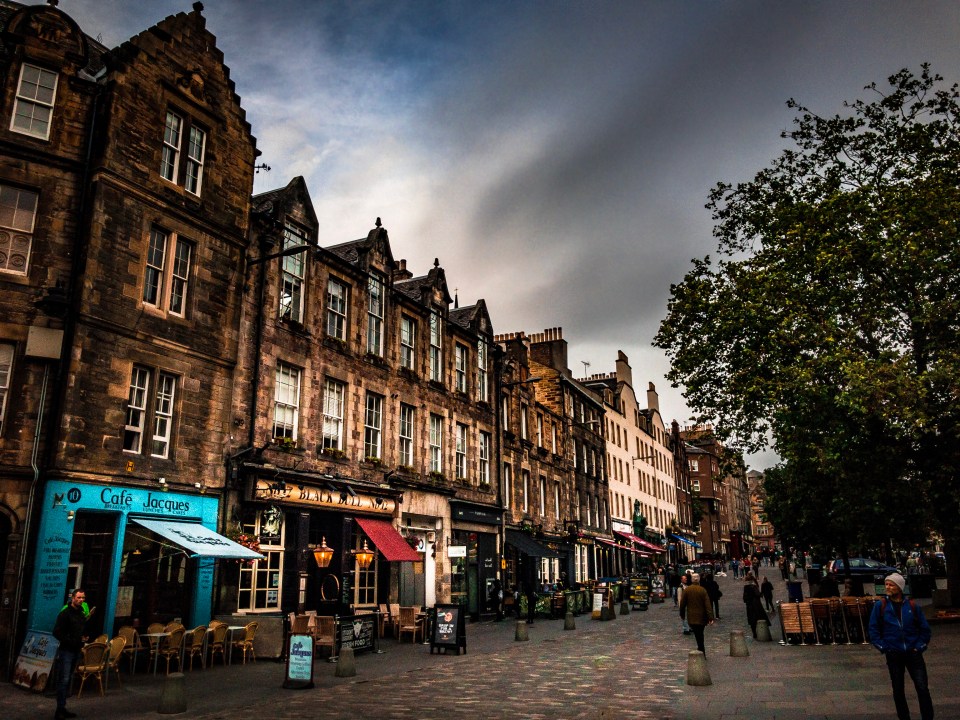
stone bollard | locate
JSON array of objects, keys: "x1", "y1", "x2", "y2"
[
  {"x1": 599, "y1": 606, "x2": 613, "y2": 621},
  {"x1": 620, "y1": 600, "x2": 630, "y2": 616},
  {"x1": 157, "y1": 672, "x2": 187, "y2": 714},
  {"x1": 334, "y1": 646, "x2": 356, "y2": 677},
  {"x1": 756, "y1": 619, "x2": 773, "y2": 642},
  {"x1": 686, "y1": 650, "x2": 712, "y2": 686},
  {"x1": 564, "y1": 611, "x2": 576, "y2": 631},
  {"x1": 515, "y1": 620, "x2": 529, "y2": 641},
  {"x1": 729, "y1": 630, "x2": 750, "y2": 657}
]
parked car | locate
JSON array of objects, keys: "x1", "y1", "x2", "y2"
[{"x1": 828, "y1": 557, "x2": 898, "y2": 578}]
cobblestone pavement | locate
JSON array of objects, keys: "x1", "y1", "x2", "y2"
[{"x1": 3, "y1": 570, "x2": 957, "y2": 720}]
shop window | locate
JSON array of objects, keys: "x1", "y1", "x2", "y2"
[
  {"x1": 279, "y1": 224, "x2": 307, "y2": 322},
  {"x1": 11, "y1": 63, "x2": 58, "y2": 140},
  {"x1": 273, "y1": 362, "x2": 300, "y2": 440},
  {"x1": 238, "y1": 511, "x2": 284, "y2": 612},
  {"x1": 326, "y1": 277, "x2": 348, "y2": 340},
  {"x1": 123, "y1": 365, "x2": 178, "y2": 458},
  {"x1": 0, "y1": 343, "x2": 13, "y2": 433},
  {"x1": 143, "y1": 225, "x2": 192, "y2": 316},
  {"x1": 321, "y1": 378, "x2": 345, "y2": 450},
  {"x1": 160, "y1": 109, "x2": 206, "y2": 195}
]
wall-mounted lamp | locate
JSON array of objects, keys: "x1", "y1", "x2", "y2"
[
  {"x1": 352, "y1": 540, "x2": 375, "y2": 569},
  {"x1": 158, "y1": 477, "x2": 168, "y2": 492},
  {"x1": 310, "y1": 537, "x2": 334, "y2": 568},
  {"x1": 66, "y1": 510, "x2": 75, "y2": 522}
]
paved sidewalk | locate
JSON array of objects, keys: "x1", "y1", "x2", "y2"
[{"x1": 2, "y1": 571, "x2": 955, "y2": 720}]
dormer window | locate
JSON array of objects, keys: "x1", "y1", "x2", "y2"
[
  {"x1": 11, "y1": 64, "x2": 58, "y2": 140},
  {"x1": 160, "y1": 110, "x2": 207, "y2": 196},
  {"x1": 366, "y1": 274, "x2": 384, "y2": 356}
]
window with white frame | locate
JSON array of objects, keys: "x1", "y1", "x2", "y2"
[
  {"x1": 520, "y1": 404, "x2": 528, "y2": 440},
  {"x1": 399, "y1": 403, "x2": 415, "y2": 467},
  {"x1": 366, "y1": 274, "x2": 384, "y2": 356},
  {"x1": 364, "y1": 393, "x2": 383, "y2": 460},
  {"x1": 122, "y1": 365, "x2": 178, "y2": 458},
  {"x1": 476, "y1": 339, "x2": 488, "y2": 402},
  {"x1": 429, "y1": 310, "x2": 442, "y2": 382},
  {"x1": 501, "y1": 395, "x2": 510, "y2": 431},
  {"x1": 11, "y1": 63, "x2": 58, "y2": 140},
  {"x1": 0, "y1": 184, "x2": 38, "y2": 276},
  {"x1": 522, "y1": 470, "x2": 530, "y2": 513},
  {"x1": 352, "y1": 527, "x2": 378, "y2": 607},
  {"x1": 321, "y1": 378, "x2": 345, "y2": 450},
  {"x1": 0, "y1": 343, "x2": 14, "y2": 433},
  {"x1": 280, "y1": 224, "x2": 307, "y2": 322},
  {"x1": 536, "y1": 413, "x2": 544, "y2": 447},
  {"x1": 326, "y1": 277, "x2": 348, "y2": 340},
  {"x1": 429, "y1": 414, "x2": 443, "y2": 473},
  {"x1": 503, "y1": 463, "x2": 512, "y2": 509},
  {"x1": 689, "y1": 458, "x2": 699, "y2": 472},
  {"x1": 454, "y1": 344, "x2": 468, "y2": 393},
  {"x1": 539, "y1": 476, "x2": 546, "y2": 515},
  {"x1": 455, "y1": 423, "x2": 468, "y2": 480},
  {"x1": 160, "y1": 109, "x2": 206, "y2": 195},
  {"x1": 554, "y1": 482, "x2": 560, "y2": 519},
  {"x1": 273, "y1": 363, "x2": 300, "y2": 440},
  {"x1": 552, "y1": 422, "x2": 558, "y2": 454},
  {"x1": 238, "y1": 510, "x2": 284, "y2": 612},
  {"x1": 400, "y1": 315, "x2": 416, "y2": 369},
  {"x1": 143, "y1": 226, "x2": 192, "y2": 316},
  {"x1": 479, "y1": 432, "x2": 491, "y2": 486}
]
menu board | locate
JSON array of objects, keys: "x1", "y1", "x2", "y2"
[
  {"x1": 283, "y1": 634, "x2": 315, "y2": 690},
  {"x1": 430, "y1": 604, "x2": 466, "y2": 655},
  {"x1": 338, "y1": 614, "x2": 375, "y2": 654},
  {"x1": 13, "y1": 631, "x2": 59, "y2": 692}
]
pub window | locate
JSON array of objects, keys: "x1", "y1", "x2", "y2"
[
  {"x1": 352, "y1": 528, "x2": 378, "y2": 608},
  {"x1": 0, "y1": 184, "x2": 38, "y2": 277},
  {"x1": 238, "y1": 511, "x2": 284, "y2": 612},
  {"x1": 11, "y1": 63, "x2": 58, "y2": 140}
]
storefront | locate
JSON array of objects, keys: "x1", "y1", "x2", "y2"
[
  {"x1": 27, "y1": 480, "x2": 256, "y2": 637},
  {"x1": 449, "y1": 500, "x2": 501, "y2": 619}
]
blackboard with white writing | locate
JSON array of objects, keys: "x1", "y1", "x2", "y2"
[
  {"x1": 338, "y1": 614, "x2": 376, "y2": 653},
  {"x1": 430, "y1": 604, "x2": 466, "y2": 655}
]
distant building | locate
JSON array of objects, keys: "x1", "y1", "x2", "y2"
[
  {"x1": 681, "y1": 426, "x2": 730, "y2": 558},
  {"x1": 747, "y1": 469, "x2": 776, "y2": 552}
]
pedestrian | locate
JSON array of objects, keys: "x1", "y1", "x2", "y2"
[
  {"x1": 701, "y1": 571, "x2": 722, "y2": 620},
  {"x1": 489, "y1": 578, "x2": 504, "y2": 621},
  {"x1": 677, "y1": 574, "x2": 691, "y2": 634},
  {"x1": 52, "y1": 588, "x2": 89, "y2": 719},
  {"x1": 760, "y1": 575, "x2": 775, "y2": 612},
  {"x1": 668, "y1": 566, "x2": 681, "y2": 605},
  {"x1": 868, "y1": 572, "x2": 933, "y2": 720},
  {"x1": 742, "y1": 572, "x2": 768, "y2": 639},
  {"x1": 525, "y1": 581, "x2": 537, "y2": 625},
  {"x1": 779, "y1": 557, "x2": 789, "y2": 581},
  {"x1": 679, "y1": 572, "x2": 714, "y2": 654}
]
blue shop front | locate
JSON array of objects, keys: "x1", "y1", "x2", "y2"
[{"x1": 27, "y1": 480, "x2": 258, "y2": 637}]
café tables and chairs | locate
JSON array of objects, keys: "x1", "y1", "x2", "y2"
[
  {"x1": 289, "y1": 613, "x2": 311, "y2": 635},
  {"x1": 231, "y1": 621, "x2": 259, "y2": 664},
  {"x1": 104, "y1": 635, "x2": 126, "y2": 689},
  {"x1": 398, "y1": 606, "x2": 423, "y2": 643},
  {"x1": 185, "y1": 625, "x2": 207, "y2": 670},
  {"x1": 314, "y1": 616, "x2": 336, "y2": 659},
  {"x1": 92, "y1": 633, "x2": 109, "y2": 645},
  {"x1": 116, "y1": 625, "x2": 144, "y2": 674},
  {"x1": 389, "y1": 603, "x2": 401, "y2": 639},
  {"x1": 207, "y1": 622, "x2": 230, "y2": 666},
  {"x1": 379, "y1": 603, "x2": 394, "y2": 638},
  {"x1": 74, "y1": 641, "x2": 108, "y2": 698},
  {"x1": 157, "y1": 625, "x2": 186, "y2": 675}
]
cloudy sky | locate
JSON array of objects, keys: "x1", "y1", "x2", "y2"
[{"x1": 62, "y1": 0, "x2": 960, "y2": 469}]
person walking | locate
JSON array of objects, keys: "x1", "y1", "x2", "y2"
[
  {"x1": 702, "y1": 571, "x2": 722, "y2": 620},
  {"x1": 489, "y1": 578, "x2": 504, "y2": 621},
  {"x1": 868, "y1": 572, "x2": 934, "y2": 720},
  {"x1": 679, "y1": 572, "x2": 714, "y2": 654},
  {"x1": 742, "y1": 572, "x2": 768, "y2": 639},
  {"x1": 668, "y1": 566, "x2": 681, "y2": 605},
  {"x1": 760, "y1": 576, "x2": 775, "y2": 612},
  {"x1": 52, "y1": 588, "x2": 89, "y2": 719},
  {"x1": 677, "y1": 574, "x2": 691, "y2": 634}
]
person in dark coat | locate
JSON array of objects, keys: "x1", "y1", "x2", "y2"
[
  {"x1": 679, "y1": 572, "x2": 714, "y2": 653},
  {"x1": 52, "y1": 588, "x2": 89, "y2": 719},
  {"x1": 489, "y1": 578, "x2": 504, "y2": 621},
  {"x1": 760, "y1": 576, "x2": 776, "y2": 611},
  {"x1": 701, "y1": 572, "x2": 722, "y2": 620},
  {"x1": 814, "y1": 572, "x2": 840, "y2": 599},
  {"x1": 742, "y1": 573, "x2": 768, "y2": 638}
]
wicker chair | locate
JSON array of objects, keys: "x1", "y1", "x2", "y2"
[
  {"x1": 75, "y1": 641, "x2": 108, "y2": 697},
  {"x1": 231, "y1": 621, "x2": 259, "y2": 664},
  {"x1": 116, "y1": 626, "x2": 143, "y2": 673},
  {"x1": 105, "y1": 635, "x2": 126, "y2": 687},
  {"x1": 185, "y1": 625, "x2": 207, "y2": 670},
  {"x1": 157, "y1": 625, "x2": 185, "y2": 675},
  {"x1": 92, "y1": 634, "x2": 109, "y2": 645},
  {"x1": 207, "y1": 622, "x2": 229, "y2": 666}
]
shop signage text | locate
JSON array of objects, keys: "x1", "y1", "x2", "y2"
[
  {"x1": 96, "y1": 488, "x2": 192, "y2": 516},
  {"x1": 253, "y1": 479, "x2": 396, "y2": 515}
]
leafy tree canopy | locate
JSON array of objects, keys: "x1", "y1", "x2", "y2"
[{"x1": 655, "y1": 66, "x2": 960, "y2": 586}]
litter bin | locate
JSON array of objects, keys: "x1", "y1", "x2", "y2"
[{"x1": 787, "y1": 580, "x2": 804, "y2": 602}]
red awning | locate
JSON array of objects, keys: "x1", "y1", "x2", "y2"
[
  {"x1": 615, "y1": 530, "x2": 666, "y2": 553},
  {"x1": 596, "y1": 537, "x2": 640, "y2": 553},
  {"x1": 355, "y1": 517, "x2": 421, "y2": 562}
]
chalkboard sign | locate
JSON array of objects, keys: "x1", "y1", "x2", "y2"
[
  {"x1": 283, "y1": 634, "x2": 314, "y2": 690},
  {"x1": 337, "y1": 614, "x2": 376, "y2": 654},
  {"x1": 430, "y1": 604, "x2": 466, "y2": 655}
]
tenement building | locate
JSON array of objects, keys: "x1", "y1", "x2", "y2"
[
  {"x1": 0, "y1": 0, "x2": 259, "y2": 670},
  {"x1": 227, "y1": 176, "x2": 498, "y2": 628}
]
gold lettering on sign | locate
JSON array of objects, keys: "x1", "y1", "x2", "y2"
[{"x1": 253, "y1": 479, "x2": 396, "y2": 515}]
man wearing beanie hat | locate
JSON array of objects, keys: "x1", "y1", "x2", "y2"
[{"x1": 868, "y1": 572, "x2": 933, "y2": 720}]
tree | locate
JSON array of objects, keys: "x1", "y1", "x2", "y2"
[{"x1": 655, "y1": 66, "x2": 960, "y2": 603}]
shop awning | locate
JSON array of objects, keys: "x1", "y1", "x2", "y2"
[
  {"x1": 355, "y1": 517, "x2": 421, "y2": 561},
  {"x1": 130, "y1": 518, "x2": 263, "y2": 559},
  {"x1": 614, "y1": 530, "x2": 666, "y2": 553},
  {"x1": 505, "y1": 529, "x2": 560, "y2": 558},
  {"x1": 596, "y1": 537, "x2": 640, "y2": 553},
  {"x1": 671, "y1": 533, "x2": 703, "y2": 549}
]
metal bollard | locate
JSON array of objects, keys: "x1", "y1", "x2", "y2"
[
  {"x1": 564, "y1": 611, "x2": 576, "y2": 631},
  {"x1": 686, "y1": 650, "x2": 712, "y2": 686},
  {"x1": 158, "y1": 672, "x2": 187, "y2": 714},
  {"x1": 334, "y1": 645, "x2": 356, "y2": 677},
  {"x1": 729, "y1": 630, "x2": 749, "y2": 657},
  {"x1": 515, "y1": 620, "x2": 529, "y2": 641},
  {"x1": 620, "y1": 600, "x2": 630, "y2": 616},
  {"x1": 756, "y1": 619, "x2": 773, "y2": 642}
]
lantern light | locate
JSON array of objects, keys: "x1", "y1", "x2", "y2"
[
  {"x1": 354, "y1": 539, "x2": 375, "y2": 569},
  {"x1": 312, "y1": 537, "x2": 334, "y2": 568}
]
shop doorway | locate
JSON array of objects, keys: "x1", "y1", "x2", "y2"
[{"x1": 69, "y1": 512, "x2": 116, "y2": 637}]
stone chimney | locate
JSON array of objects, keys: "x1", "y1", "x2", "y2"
[
  {"x1": 528, "y1": 327, "x2": 569, "y2": 376},
  {"x1": 646, "y1": 381, "x2": 660, "y2": 412},
  {"x1": 615, "y1": 350, "x2": 632, "y2": 385}
]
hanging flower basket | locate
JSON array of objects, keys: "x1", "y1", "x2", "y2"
[{"x1": 227, "y1": 529, "x2": 261, "y2": 565}]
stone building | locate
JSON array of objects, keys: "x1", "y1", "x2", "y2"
[
  {"x1": 0, "y1": 0, "x2": 258, "y2": 669},
  {"x1": 226, "y1": 177, "x2": 498, "y2": 624},
  {"x1": 747, "y1": 469, "x2": 776, "y2": 553}
]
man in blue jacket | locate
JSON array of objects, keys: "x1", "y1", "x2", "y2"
[{"x1": 868, "y1": 572, "x2": 933, "y2": 720}]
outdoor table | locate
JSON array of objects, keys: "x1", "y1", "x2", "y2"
[
  {"x1": 225, "y1": 626, "x2": 246, "y2": 665},
  {"x1": 140, "y1": 632, "x2": 169, "y2": 675}
]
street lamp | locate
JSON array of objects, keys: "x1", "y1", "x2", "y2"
[
  {"x1": 353, "y1": 540, "x2": 375, "y2": 569},
  {"x1": 311, "y1": 537, "x2": 334, "y2": 568}
]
